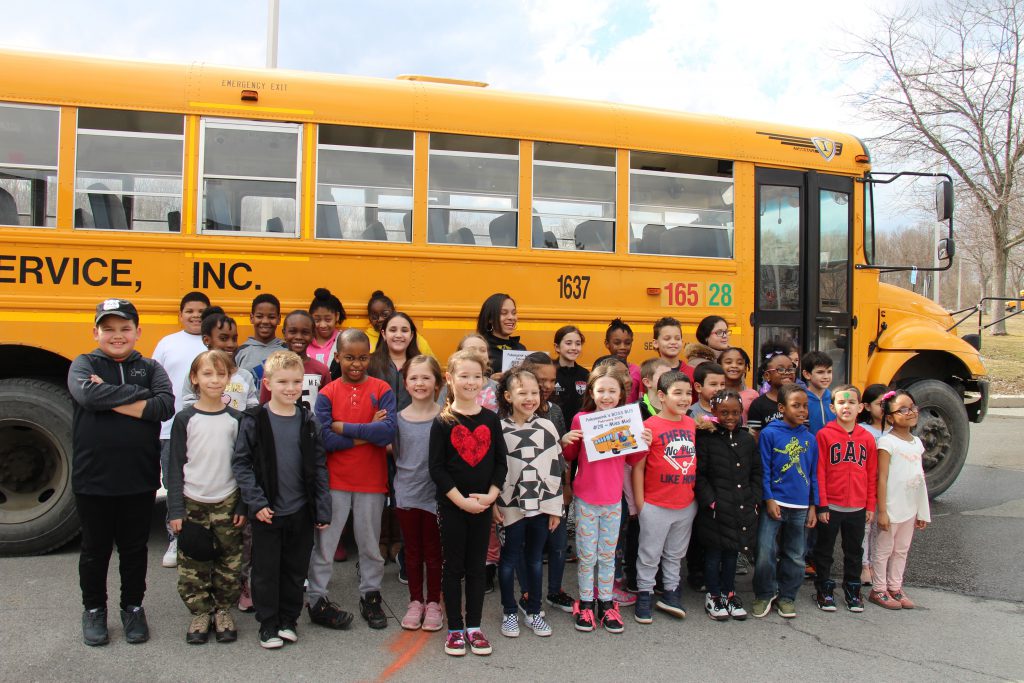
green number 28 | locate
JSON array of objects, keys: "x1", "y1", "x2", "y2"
[{"x1": 708, "y1": 283, "x2": 733, "y2": 307}]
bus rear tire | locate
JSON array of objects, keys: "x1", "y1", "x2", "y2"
[
  {"x1": 0, "y1": 378, "x2": 79, "y2": 555},
  {"x1": 906, "y1": 379, "x2": 969, "y2": 499}
]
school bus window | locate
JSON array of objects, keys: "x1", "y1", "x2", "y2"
[
  {"x1": 74, "y1": 108, "x2": 184, "y2": 232},
  {"x1": 819, "y1": 189, "x2": 851, "y2": 313},
  {"x1": 533, "y1": 142, "x2": 615, "y2": 252},
  {"x1": 629, "y1": 151, "x2": 734, "y2": 259},
  {"x1": 316, "y1": 124, "x2": 414, "y2": 242},
  {"x1": 428, "y1": 133, "x2": 518, "y2": 247},
  {"x1": 759, "y1": 185, "x2": 801, "y2": 311},
  {"x1": 199, "y1": 119, "x2": 300, "y2": 235},
  {"x1": 0, "y1": 103, "x2": 59, "y2": 228}
]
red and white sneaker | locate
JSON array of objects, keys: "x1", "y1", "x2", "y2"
[
  {"x1": 444, "y1": 630, "x2": 467, "y2": 656},
  {"x1": 467, "y1": 629, "x2": 492, "y2": 655}
]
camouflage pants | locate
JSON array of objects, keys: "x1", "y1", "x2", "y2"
[{"x1": 177, "y1": 493, "x2": 243, "y2": 615}]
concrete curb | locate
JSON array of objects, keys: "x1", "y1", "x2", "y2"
[{"x1": 990, "y1": 395, "x2": 1024, "y2": 408}]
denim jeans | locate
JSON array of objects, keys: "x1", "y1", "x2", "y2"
[
  {"x1": 500, "y1": 515, "x2": 549, "y2": 615},
  {"x1": 704, "y1": 546, "x2": 738, "y2": 596},
  {"x1": 753, "y1": 506, "x2": 808, "y2": 601},
  {"x1": 517, "y1": 514, "x2": 567, "y2": 596}
]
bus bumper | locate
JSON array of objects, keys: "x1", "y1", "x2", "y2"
[{"x1": 965, "y1": 378, "x2": 989, "y2": 423}]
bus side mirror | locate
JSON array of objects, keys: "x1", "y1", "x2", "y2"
[
  {"x1": 937, "y1": 237, "x2": 955, "y2": 261},
  {"x1": 936, "y1": 180, "x2": 953, "y2": 222}
]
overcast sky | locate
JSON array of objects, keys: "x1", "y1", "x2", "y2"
[
  {"x1": 6, "y1": 0, "x2": 940, "y2": 231},
  {"x1": 5, "y1": 1, "x2": 896, "y2": 131}
]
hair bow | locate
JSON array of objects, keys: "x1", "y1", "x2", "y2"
[{"x1": 881, "y1": 390, "x2": 897, "y2": 401}]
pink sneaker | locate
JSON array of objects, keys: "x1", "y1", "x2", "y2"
[
  {"x1": 237, "y1": 579, "x2": 254, "y2": 613},
  {"x1": 889, "y1": 590, "x2": 915, "y2": 609},
  {"x1": 444, "y1": 630, "x2": 466, "y2": 656},
  {"x1": 422, "y1": 602, "x2": 443, "y2": 632},
  {"x1": 613, "y1": 580, "x2": 636, "y2": 606},
  {"x1": 467, "y1": 629, "x2": 492, "y2": 655},
  {"x1": 401, "y1": 600, "x2": 424, "y2": 630}
]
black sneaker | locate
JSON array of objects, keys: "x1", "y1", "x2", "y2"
[
  {"x1": 546, "y1": 590, "x2": 574, "y2": 613},
  {"x1": 308, "y1": 597, "x2": 354, "y2": 630},
  {"x1": 278, "y1": 618, "x2": 298, "y2": 643},
  {"x1": 598, "y1": 600, "x2": 624, "y2": 633},
  {"x1": 360, "y1": 591, "x2": 388, "y2": 629},
  {"x1": 843, "y1": 582, "x2": 864, "y2": 613},
  {"x1": 120, "y1": 606, "x2": 149, "y2": 644},
  {"x1": 815, "y1": 581, "x2": 838, "y2": 612},
  {"x1": 484, "y1": 564, "x2": 496, "y2": 594},
  {"x1": 82, "y1": 608, "x2": 109, "y2": 647},
  {"x1": 259, "y1": 623, "x2": 283, "y2": 649},
  {"x1": 573, "y1": 600, "x2": 596, "y2": 632}
]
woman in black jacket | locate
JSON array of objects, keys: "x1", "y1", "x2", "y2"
[{"x1": 694, "y1": 390, "x2": 762, "y2": 621}]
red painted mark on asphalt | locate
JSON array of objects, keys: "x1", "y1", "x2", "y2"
[{"x1": 377, "y1": 628, "x2": 430, "y2": 681}]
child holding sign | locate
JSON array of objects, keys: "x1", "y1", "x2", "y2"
[
  {"x1": 631, "y1": 371, "x2": 697, "y2": 624},
  {"x1": 562, "y1": 364, "x2": 652, "y2": 634}
]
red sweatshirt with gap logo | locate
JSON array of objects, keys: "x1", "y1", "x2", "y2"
[{"x1": 814, "y1": 420, "x2": 878, "y2": 510}]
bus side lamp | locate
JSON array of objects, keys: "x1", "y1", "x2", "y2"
[
  {"x1": 854, "y1": 154, "x2": 869, "y2": 163},
  {"x1": 646, "y1": 287, "x2": 661, "y2": 295},
  {"x1": 241, "y1": 90, "x2": 259, "y2": 102}
]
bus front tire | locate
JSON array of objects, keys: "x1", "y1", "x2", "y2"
[
  {"x1": 906, "y1": 379, "x2": 969, "y2": 499},
  {"x1": 0, "y1": 378, "x2": 79, "y2": 556}
]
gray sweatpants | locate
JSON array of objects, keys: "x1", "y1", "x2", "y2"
[
  {"x1": 636, "y1": 501, "x2": 697, "y2": 593},
  {"x1": 307, "y1": 490, "x2": 386, "y2": 600}
]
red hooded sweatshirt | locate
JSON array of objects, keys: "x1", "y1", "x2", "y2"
[{"x1": 815, "y1": 421, "x2": 878, "y2": 510}]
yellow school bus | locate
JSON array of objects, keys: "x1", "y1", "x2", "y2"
[
  {"x1": 592, "y1": 425, "x2": 638, "y2": 455},
  {"x1": 0, "y1": 49, "x2": 986, "y2": 554}
]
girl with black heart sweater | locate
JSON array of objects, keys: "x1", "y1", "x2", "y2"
[{"x1": 428, "y1": 350, "x2": 508, "y2": 657}]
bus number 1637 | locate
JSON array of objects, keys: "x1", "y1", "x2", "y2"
[{"x1": 557, "y1": 274, "x2": 590, "y2": 300}]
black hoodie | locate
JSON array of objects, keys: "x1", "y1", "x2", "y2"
[
  {"x1": 67, "y1": 348, "x2": 174, "y2": 496},
  {"x1": 482, "y1": 330, "x2": 524, "y2": 375}
]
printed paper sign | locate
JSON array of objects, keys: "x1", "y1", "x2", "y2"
[
  {"x1": 501, "y1": 349, "x2": 533, "y2": 373},
  {"x1": 580, "y1": 403, "x2": 646, "y2": 463}
]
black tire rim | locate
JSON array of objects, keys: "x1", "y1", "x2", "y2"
[{"x1": 0, "y1": 418, "x2": 69, "y2": 524}]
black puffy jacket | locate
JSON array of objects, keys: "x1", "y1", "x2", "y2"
[{"x1": 694, "y1": 425, "x2": 763, "y2": 553}]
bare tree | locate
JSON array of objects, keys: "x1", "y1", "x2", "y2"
[{"x1": 848, "y1": 0, "x2": 1024, "y2": 334}]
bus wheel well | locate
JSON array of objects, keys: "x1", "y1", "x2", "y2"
[
  {"x1": 891, "y1": 351, "x2": 970, "y2": 394},
  {"x1": 0, "y1": 346, "x2": 72, "y2": 385}
]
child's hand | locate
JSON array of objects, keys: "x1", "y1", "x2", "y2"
[
  {"x1": 459, "y1": 497, "x2": 488, "y2": 514},
  {"x1": 877, "y1": 511, "x2": 890, "y2": 531},
  {"x1": 548, "y1": 514, "x2": 561, "y2": 531},
  {"x1": 765, "y1": 499, "x2": 782, "y2": 520},
  {"x1": 915, "y1": 519, "x2": 928, "y2": 530},
  {"x1": 169, "y1": 518, "x2": 182, "y2": 534},
  {"x1": 817, "y1": 510, "x2": 830, "y2": 524},
  {"x1": 89, "y1": 374, "x2": 104, "y2": 385},
  {"x1": 806, "y1": 506, "x2": 817, "y2": 528},
  {"x1": 255, "y1": 507, "x2": 274, "y2": 523},
  {"x1": 492, "y1": 506, "x2": 504, "y2": 524},
  {"x1": 641, "y1": 428, "x2": 653, "y2": 447},
  {"x1": 315, "y1": 523, "x2": 329, "y2": 530},
  {"x1": 469, "y1": 491, "x2": 496, "y2": 507},
  {"x1": 232, "y1": 514, "x2": 246, "y2": 528},
  {"x1": 372, "y1": 409, "x2": 387, "y2": 422},
  {"x1": 561, "y1": 430, "x2": 582, "y2": 446},
  {"x1": 866, "y1": 510, "x2": 875, "y2": 524}
]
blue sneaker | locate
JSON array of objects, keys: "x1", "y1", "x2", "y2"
[
  {"x1": 656, "y1": 587, "x2": 686, "y2": 619},
  {"x1": 634, "y1": 591, "x2": 653, "y2": 624}
]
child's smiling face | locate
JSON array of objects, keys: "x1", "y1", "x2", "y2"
[
  {"x1": 606, "y1": 328, "x2": 633, "y2": 361},
  {"x1": 251, "y1": 302, "x2": 280, "y2": 343},
  {"x1": 592, "y1": 376, "x2": 621, "y2": 411},
  {"x1": 336, "y1": 339, "x2": 371, "y2": 383},
  {"x1": 180, "y1": 301, "x2": 208, "y2": 336},
  {"x1": 283, "y1": 314, "x2": 314, "y2": 357}
]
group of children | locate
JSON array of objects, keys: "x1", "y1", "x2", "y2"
[{"x1": 69, "y1": 292, "x2": 931, "y2": 657}]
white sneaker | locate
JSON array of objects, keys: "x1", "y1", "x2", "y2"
[
  {"x1": 500, "y1": 612, "x2": 519, "y2": 637},
  {"x1": 162, "y1": 539, "x2": 177, "y2": 568},
  {"x1": 725, "y1": 594, "x2": 748, "y2": 620},
  {"x1": 527, "y1": 613, "x2": 552, "y2": 637},
  {"x1": 704, "y1": 593, "x2": 729, "y2": 621}
]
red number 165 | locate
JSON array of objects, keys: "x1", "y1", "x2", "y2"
[{"x1": 664, "y1": 282, "x2": 698, "y2": 307}]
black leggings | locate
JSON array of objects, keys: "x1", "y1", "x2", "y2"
[
  {"x1": 438, "y1": 502, "x2": 491, "y2": 630},
  {"x1": 77, "y1": 491, "x2": 156, "y2": 611}
]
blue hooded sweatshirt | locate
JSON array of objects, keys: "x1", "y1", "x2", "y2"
[
  {"x1": 759, "y1": 419, "x2": 818, "y2": 507},
  {"x1": 806, "y1": 388, "x2": 835, "y2": 435}
]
